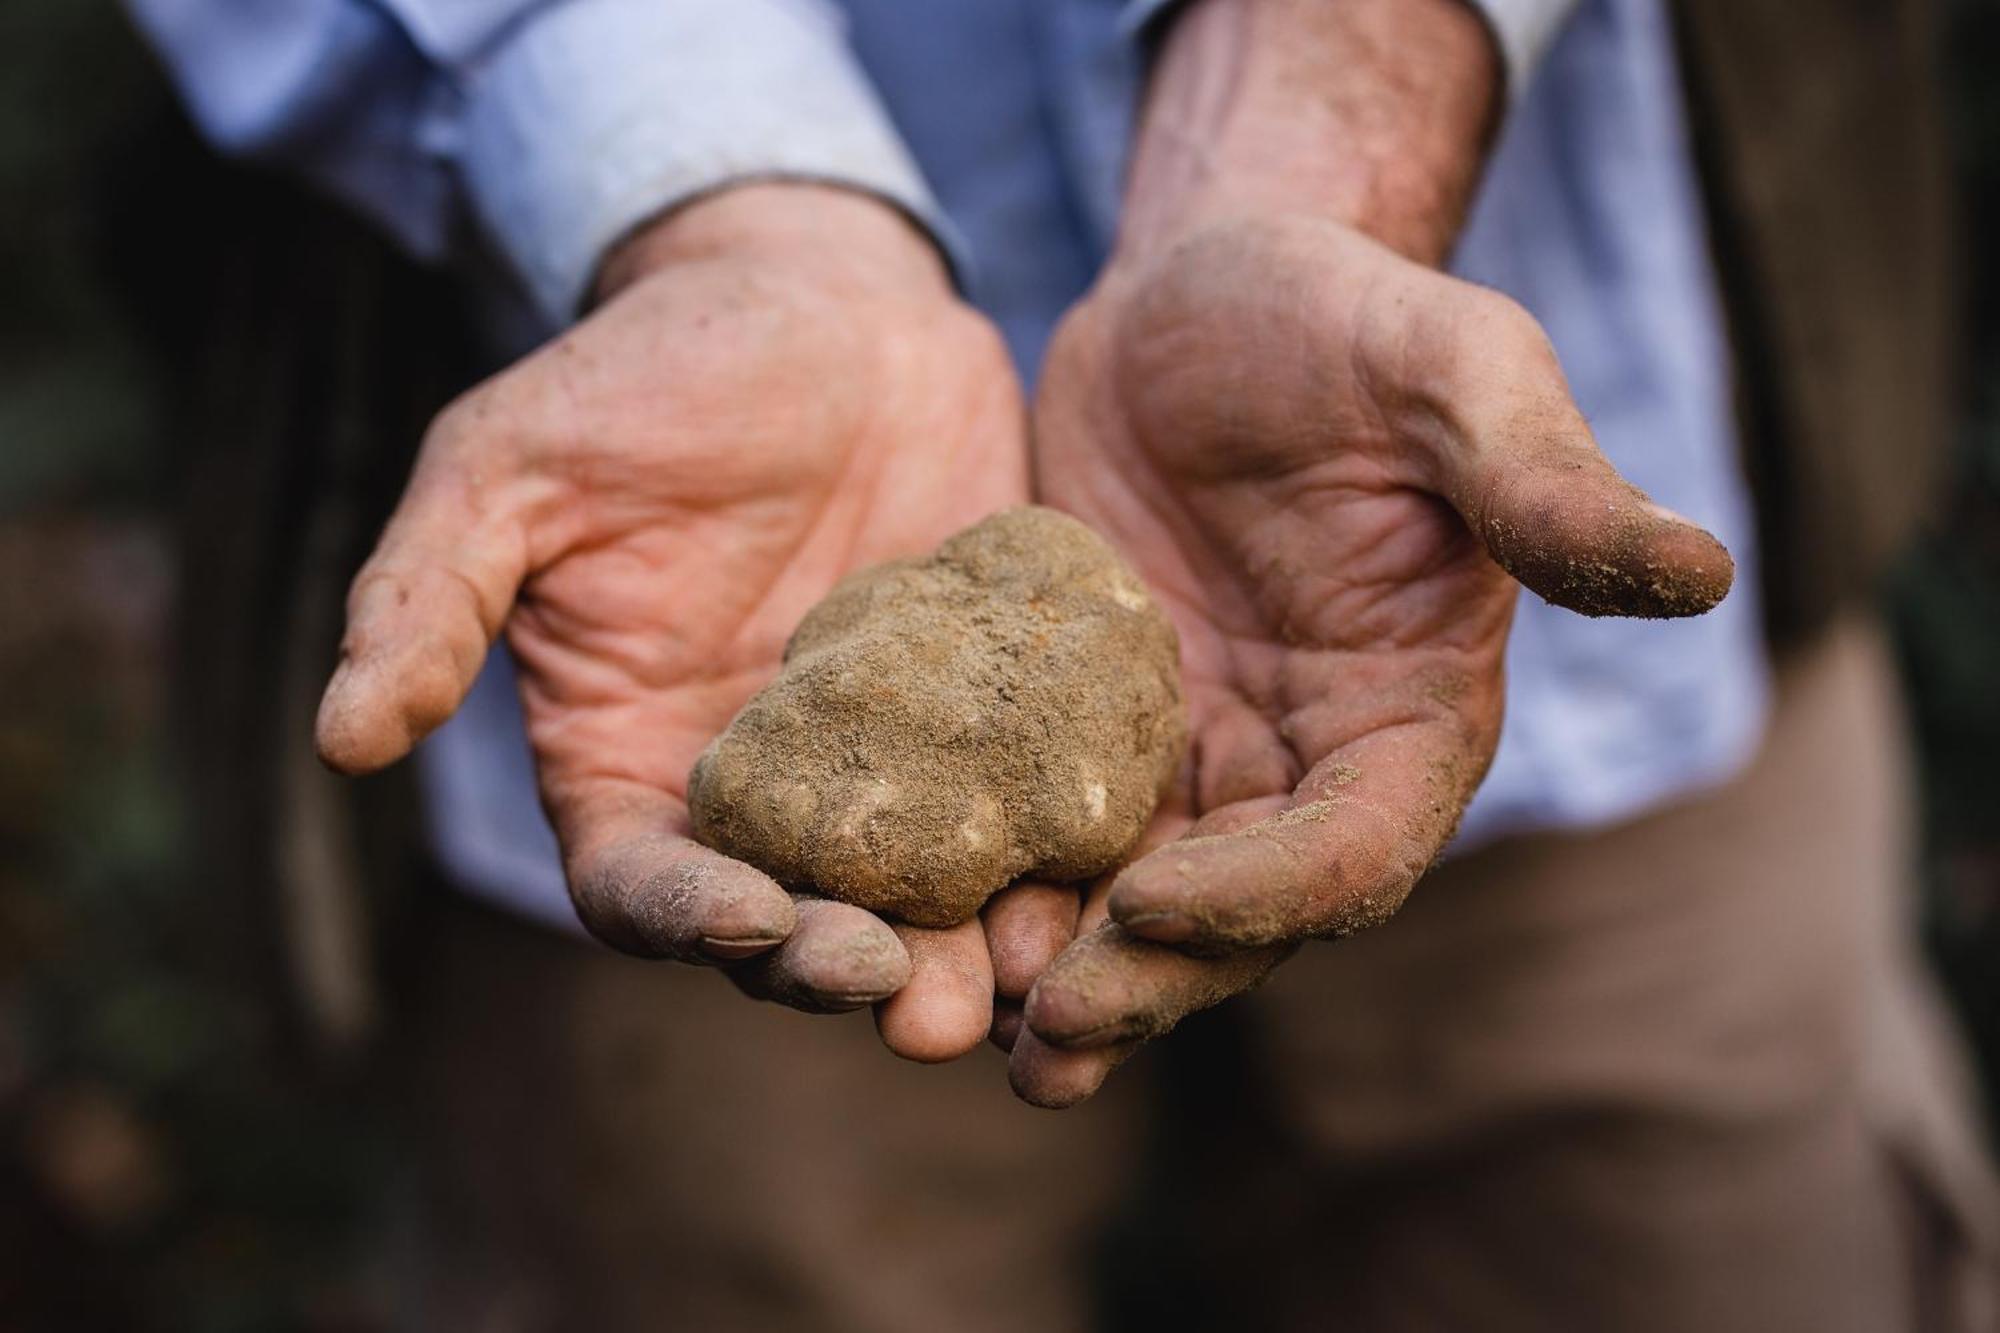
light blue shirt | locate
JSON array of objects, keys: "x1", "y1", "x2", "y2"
[{"x1": 131, "y1": 0, "x2": 1766, "y2": 929}]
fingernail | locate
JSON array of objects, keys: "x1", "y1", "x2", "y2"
[
  {"x1": 814, "y1": 987, "x2": 901, "y2": 1009},
  {"x1": 699, "y1": 934, "x2": 786, "y2": 961},
  {"x1": 1038, "y1": 1016, "x2": 1142, "y2": 1051},
  {"x1": 1118, "y1": 910, "x2": 1195, "y2": 944}
]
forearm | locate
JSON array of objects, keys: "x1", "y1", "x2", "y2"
[{"x1": 1120, "y1": 0, "x2": 1501, "y2": 264}]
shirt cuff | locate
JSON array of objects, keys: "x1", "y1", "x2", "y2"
[
  {"x1": 457, "y1": 0, "x2": 949, "y2": 326},
  {"x1": 1119, "y1": 0, "x2": 1573, "y2": 101},
  {"x1": 1458, "y1": 0, "x2": 1572, "y2": 97}
]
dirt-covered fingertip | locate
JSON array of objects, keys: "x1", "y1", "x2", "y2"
[
  {"x1": 1481, "y1": 475, "x2": 1735, "y2": 620},
  {"x1": 989, "y1": 1002, "x2": 1025, "y2": 1052},
  {"x1": 1105, "y1": 837, "x2": 1295, "y2": 951},
  {"x1": 570, "y1": 841, "x2": 797, "y2": 961},
  {"x1": 313, "y1": 659, "x2": 407, "y2": 776},
  {"x1": 982, "y1": 881, "x2": 1081, "y2": 1000},
  {"x1": 873, "y1": 921, "x2": 994, "y2": 1064},
  {"x1": 1008, "y1": 1030, "x2": 1120, "y2": 1109},
  {"x1": 676, "y1": 860, "x2": 798, "y2": 951},
  {"x1": 874, "y1": 992, "x2": 991, "y2": 1064},
  {"x1": 754, "y1": 898, "x2": 912, "y2": 1007},
  {"x1": 1104, "y1": 856, "x2": 1203, "y2": 944},
  {"x1": 1629, "y1": 507, "x2": 1736, "y2": 616},
  {"x1": 1021, "y1": 929, "x2": 1153, "y2": 1050}
]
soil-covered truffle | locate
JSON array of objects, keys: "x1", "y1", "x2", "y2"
[{"x1": 688, "y1": 506, "x2": 1186, "y2": 927}]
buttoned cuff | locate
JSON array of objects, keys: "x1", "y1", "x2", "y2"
[
  {"x1": 1120, "y1": 0, "x2": 1573, "y2": 102},
  {"x1": 457, "y1": 0, "x2": 950, "y2": 325}
]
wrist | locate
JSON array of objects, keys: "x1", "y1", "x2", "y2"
[
  {"x1": 592, "y1": 181, "x2": 955, "y2": 307},
  {"x1": 1118, "y1": 0, "x2": 1499, "y2": 265}
]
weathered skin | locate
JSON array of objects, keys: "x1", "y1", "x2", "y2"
[{"x1": 689, "y1": 507, "x2": 1186, "y2": 927}]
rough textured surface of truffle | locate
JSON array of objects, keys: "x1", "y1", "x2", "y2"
[{"x1": 688, "y1": 506, "x2": 1186, "y2": 927}]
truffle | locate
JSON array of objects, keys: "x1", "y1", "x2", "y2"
[{"x1": 689, "y1": 506, "x2": 1185, "y2": 926}]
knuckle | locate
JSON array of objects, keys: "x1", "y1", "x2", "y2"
[{"x1": 1472, "y1": 289, "x2": 1561, "y2": 376}]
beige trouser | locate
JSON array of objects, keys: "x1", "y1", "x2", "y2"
[{"x1": 395, "y1": 620, "x2": 1999, "y2": 1331}]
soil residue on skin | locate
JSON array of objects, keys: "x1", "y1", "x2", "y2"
[
  {"x1": 689, "y1": 507, "x2": 1186, "y2": 927},
  {"x1": 1480, "y1": 482, "x2": 1735, "y2": 620}
]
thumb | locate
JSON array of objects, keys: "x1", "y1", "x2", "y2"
[
  {"x1": 316, "y1": 437, "x2": 530, "y2": 774},
  {"x1": 1427, "y1": 295, "x2": 1735, "y2": 619}
]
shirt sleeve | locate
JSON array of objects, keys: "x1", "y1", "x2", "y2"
[
  {"x1": 1456, "y1": 0, "x2": 1574, "y2": 91},
  {"x1": 1120, "y1": 0, "x2": 1577, "y2": 101},
  {"x1": 124, "y1": 0, "x2": 946, "y2": 326}
]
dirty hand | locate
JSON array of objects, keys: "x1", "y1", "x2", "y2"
[
  {"x1": 315, "y1": 182, "x2": 1035, "y2": 1061},
  {"x1": 1005, "y1": 0, "x2": 1736, "y2": 1105}
]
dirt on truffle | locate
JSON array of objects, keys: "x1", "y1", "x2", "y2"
[{"x1": 688, "y1": 507, "x2": 1186, "y2": 927}]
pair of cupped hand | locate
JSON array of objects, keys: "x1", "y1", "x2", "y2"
[{"x1": 315, "y1": 184, "x2": 1732, "y2": 1108}]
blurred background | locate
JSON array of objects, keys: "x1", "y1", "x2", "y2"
[{"x1": 1, "y1": 2, "x2": 1996, "y2": 1328}]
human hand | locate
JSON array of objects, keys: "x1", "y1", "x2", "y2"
[
  {"x1": 315, "y1": 183, "x2": 1035, "y2": 1060},
  {"x1": 1005, "y1": 0, "x2": 1735, "y2": 1105}
]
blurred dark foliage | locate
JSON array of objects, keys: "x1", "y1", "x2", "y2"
[
  {"x1": 1888, "y1": 0, "x2": 2000, "y2": 1119},
  {"x1": 0, "y1": 3, "x2": 453, "y2": 1328},
  {"x1": 0, "y1": 1, "x2": 1996, "y2": 1330}
]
